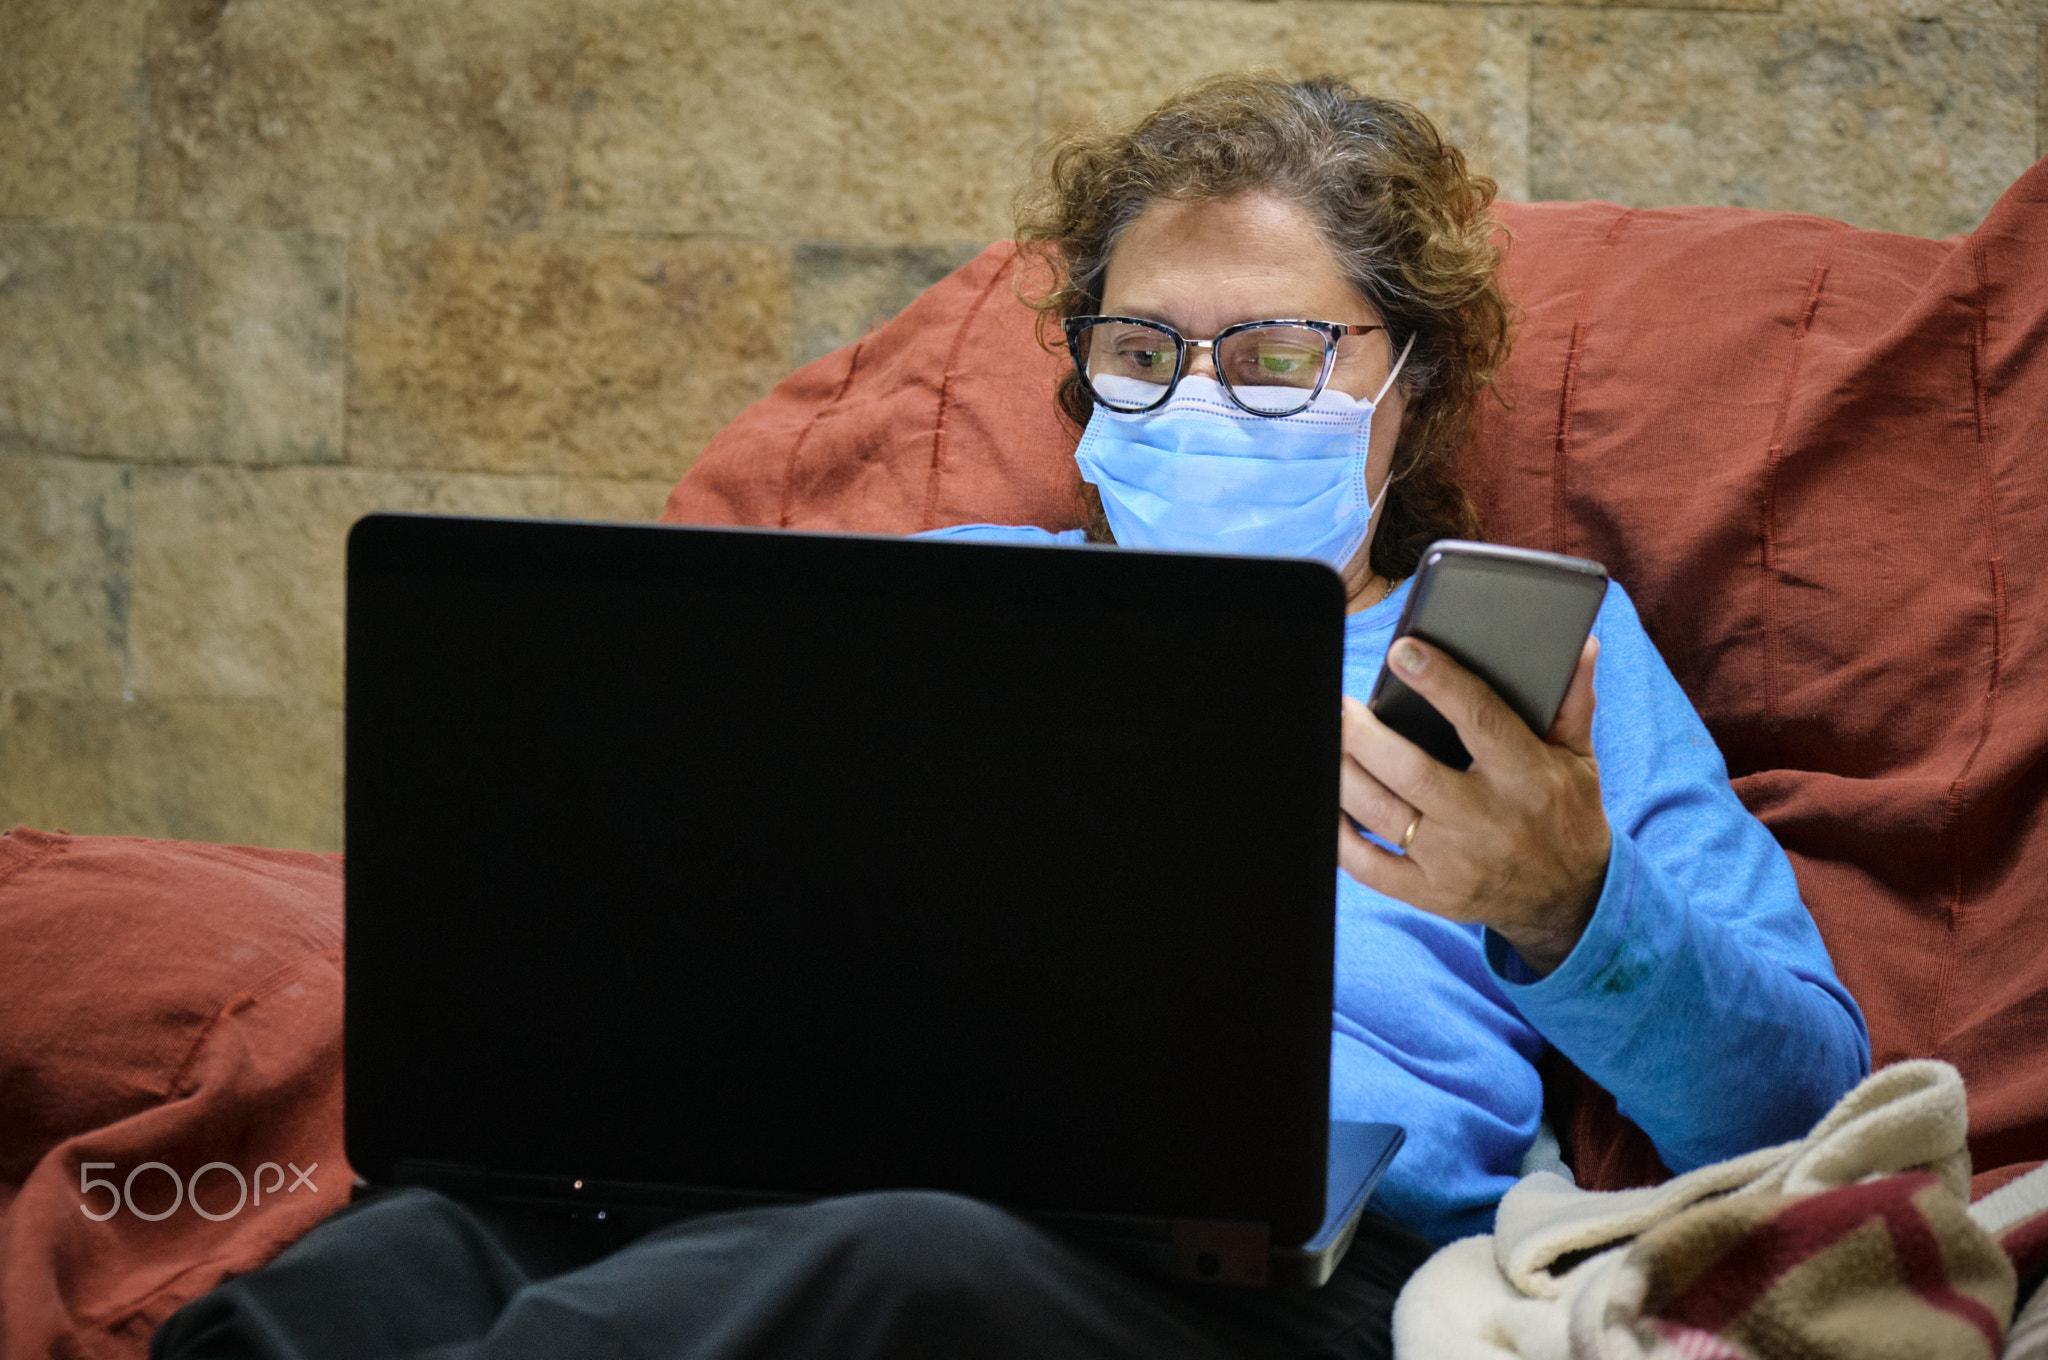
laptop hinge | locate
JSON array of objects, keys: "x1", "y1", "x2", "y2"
[{"x1": 1170, "y1": 1218, "x2": 1270, "y2": 1286}]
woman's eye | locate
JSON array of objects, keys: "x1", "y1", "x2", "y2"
[{"x1": 1118, "y1": 347, "x2": 1172, "y2": 370}]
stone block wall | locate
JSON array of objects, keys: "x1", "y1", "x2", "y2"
[{"x1": 2, "y1": 0, "x2": 2040, "y2": 852}]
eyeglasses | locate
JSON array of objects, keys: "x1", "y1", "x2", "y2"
[{"x1": 1062, "y1": 315, "x2": 1386, "y2": 418}]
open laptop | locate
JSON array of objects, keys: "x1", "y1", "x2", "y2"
[{"x1": 343, "y1": 513, "x2": 1403, "y2": 1289}]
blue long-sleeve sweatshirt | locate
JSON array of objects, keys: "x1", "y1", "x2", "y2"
[{"x1": 918, "y1": 524, "x2": 1873, "y2": 1242}]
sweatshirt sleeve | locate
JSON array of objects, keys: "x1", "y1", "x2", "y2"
[
  {"x1": 1483, "y1": 584, "x2": 1870, "y2": 1173},
  {"x1": 911, "y1": 524, "x2": 1091, "y2": 546}
]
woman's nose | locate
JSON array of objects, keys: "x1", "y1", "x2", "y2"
[{"x1": 1184, "y1": 343, "x2": 1219, "y2": 381}]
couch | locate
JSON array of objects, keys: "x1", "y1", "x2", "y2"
[{"x1": 3, "y1": 156, "x2": 2044, "y2": 1359}]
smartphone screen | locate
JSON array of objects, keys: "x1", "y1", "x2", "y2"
[{"x1": 1366, "y1": 541, "x2": 1608, "y2": 771}]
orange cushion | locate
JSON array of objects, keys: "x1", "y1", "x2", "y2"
[
  {"x1": 666, "y1": 158, "x2": 2048, "y2": 1193},
  {"x1": 0, "y1": 828, "x2": 347, "y2": 1357}
]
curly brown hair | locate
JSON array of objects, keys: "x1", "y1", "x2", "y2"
[{"x1": 1013, "y1": 72, "x2": 1513, "y2": 584}]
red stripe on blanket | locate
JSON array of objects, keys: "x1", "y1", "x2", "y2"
[
  {"x1": 1649, "y1": 1319, "x2": 1752, "y2": 1360},
  {"x1": 1660, "y1": 1174, "x2": 2004, "y2": 1354}
]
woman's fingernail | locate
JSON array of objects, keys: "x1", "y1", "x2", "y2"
[{"x1": 1392, "y1": 639, "x2": 1425, "y2": 674}]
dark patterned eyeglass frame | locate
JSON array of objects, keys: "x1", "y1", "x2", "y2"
[{"x1": 1061, "y1": 315, "x2": 1385, "y2": 417}]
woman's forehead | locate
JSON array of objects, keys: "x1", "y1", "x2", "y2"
[{"x1": 1100, "y1": 192, "x2": 1375, "y2": 331}]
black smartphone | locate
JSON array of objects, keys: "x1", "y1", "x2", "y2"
[{"x1": 1366, "y1": 541, "x2": 1609, "y2": 771}]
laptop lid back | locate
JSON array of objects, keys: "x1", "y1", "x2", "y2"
[{"x1": 344, "y1": 515, "x2": 1345, "y2": 1248}]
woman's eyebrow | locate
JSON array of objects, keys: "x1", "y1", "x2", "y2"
[
  {"x1": 1102, "y1": 305, "x2": 1183, "y2": 329},
  {"x1": 1095, "y1": 310, "x2": 1268, "y2": 336},
  {"x1": 1110, "y1": 305, "x2": 1375, "y2": 332}
]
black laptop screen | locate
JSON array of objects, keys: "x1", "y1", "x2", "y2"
[{"x1": 344, "y1": 515, "x2": 1346, "y2": 1245}]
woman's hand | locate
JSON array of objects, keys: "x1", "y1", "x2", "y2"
[{"x1": 1337, "y1": 636, "x2": 1610, "y2": 977}]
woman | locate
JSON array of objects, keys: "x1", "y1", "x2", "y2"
[
  {"x1": 158, "y1": 74, "x2": 1868, "y2": 1360},
  {"x1": 932, "y1": 70, "x2": 1869, "y2": 1244}
]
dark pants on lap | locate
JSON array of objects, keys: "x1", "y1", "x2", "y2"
[{"x1": 152, "y1": 1188, "x2": 1436, "y2": 1360}]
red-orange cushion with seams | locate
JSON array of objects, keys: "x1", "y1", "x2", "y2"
[
  {"x1": 666, "y1": 157, "x2": 2048, "y2": 1196},
  {"x1": 0, "y1": 828, "x2": 348, "y2": 1360}
]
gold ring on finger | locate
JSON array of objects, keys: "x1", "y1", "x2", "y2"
[{"x1": 1398, "y1": 812, "x2": 1422, "y2": 853}]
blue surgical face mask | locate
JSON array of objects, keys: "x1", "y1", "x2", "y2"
[{"x1": 1073, "y1": 335, "x2": 1414, "y2": 571}]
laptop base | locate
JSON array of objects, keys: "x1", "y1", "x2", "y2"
[{"x1": 385, "y1": 1121, "x2": 1402, "y2": 1291}]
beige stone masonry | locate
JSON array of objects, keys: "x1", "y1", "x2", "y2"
[
  {"x1": 140, "y1": 0, "x2": 576, "y2": 233},
  {"x1": 0, "y1": 453, "x2": 131, "y2": 700},
  {"x1": 1779, "y1": 0, "x2": 2046, "y2": 25},
  {"x1": 0, "y1": 0, "x2": 150, "y2": 219},
  {"x1": 1530, "y1": 13, "x2": 2039, "y2": 238},
  {"x1": 1043, "y1": 0, "x2": 1534, "y2": 203},
  {"x1": 0, "y1": 221, "x2": 348, "y2": 464},
  {"x1": 572, "y1": 0, "x2": 1040, "y2": 240},
  {"x1": 347, "y1": 232, "x2": 788, "y2": 479},
  {"x1": 0, "y1": 691, "x2": 344, "y2": 850},
  {"x1": 554, "y1": 476, "x2": 679, "y2": 525}
]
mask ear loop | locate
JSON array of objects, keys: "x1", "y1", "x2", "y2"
[
  {"x1": 1367, "y1": 332, "x2": 1417, "y2": 410},
  {"x1": 1361, "y1": 332, "x2": 1420, "y2": 518},
  {"x1": 1347, "y1": 331, "x2": 1421, "y2": 587}
]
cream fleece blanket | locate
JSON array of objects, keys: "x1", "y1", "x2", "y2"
[{"x1": 1392, "y1": 1061, "x2": 2022, "y2": 1359}]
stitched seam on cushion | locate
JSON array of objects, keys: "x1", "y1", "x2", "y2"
[
  {"x1": 0, "y1": 831, "x2": 66, "y2": 888},
  {"x1": 1759, "y1": 238, "x2": 1839, "y2": 764},
  {"x1": 1547, "y1": 208, "x2": 1632, "y2": 557},
  {"x1": 1552, "y1": 319, "x2": 1587, "y2": 557},
  {"x1": 1952, "y1": 228, "x2": 2008, "y2": 789},
  {"x1": 777, "y1": 339, "x2": 866, "y2": 529},
  {"x1": 1601, "y1": 208, "x2": 1635, "y2": 249},
  {"x1": 1934, "y1": 232, "x2": 2007, "y2": 1044},
  {"x1": 921, "y1": 247, "x2": 1014, "y2": 531},
  {"x1": 162, "y1": 947, "x2": 344, "y2": 1101}
]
